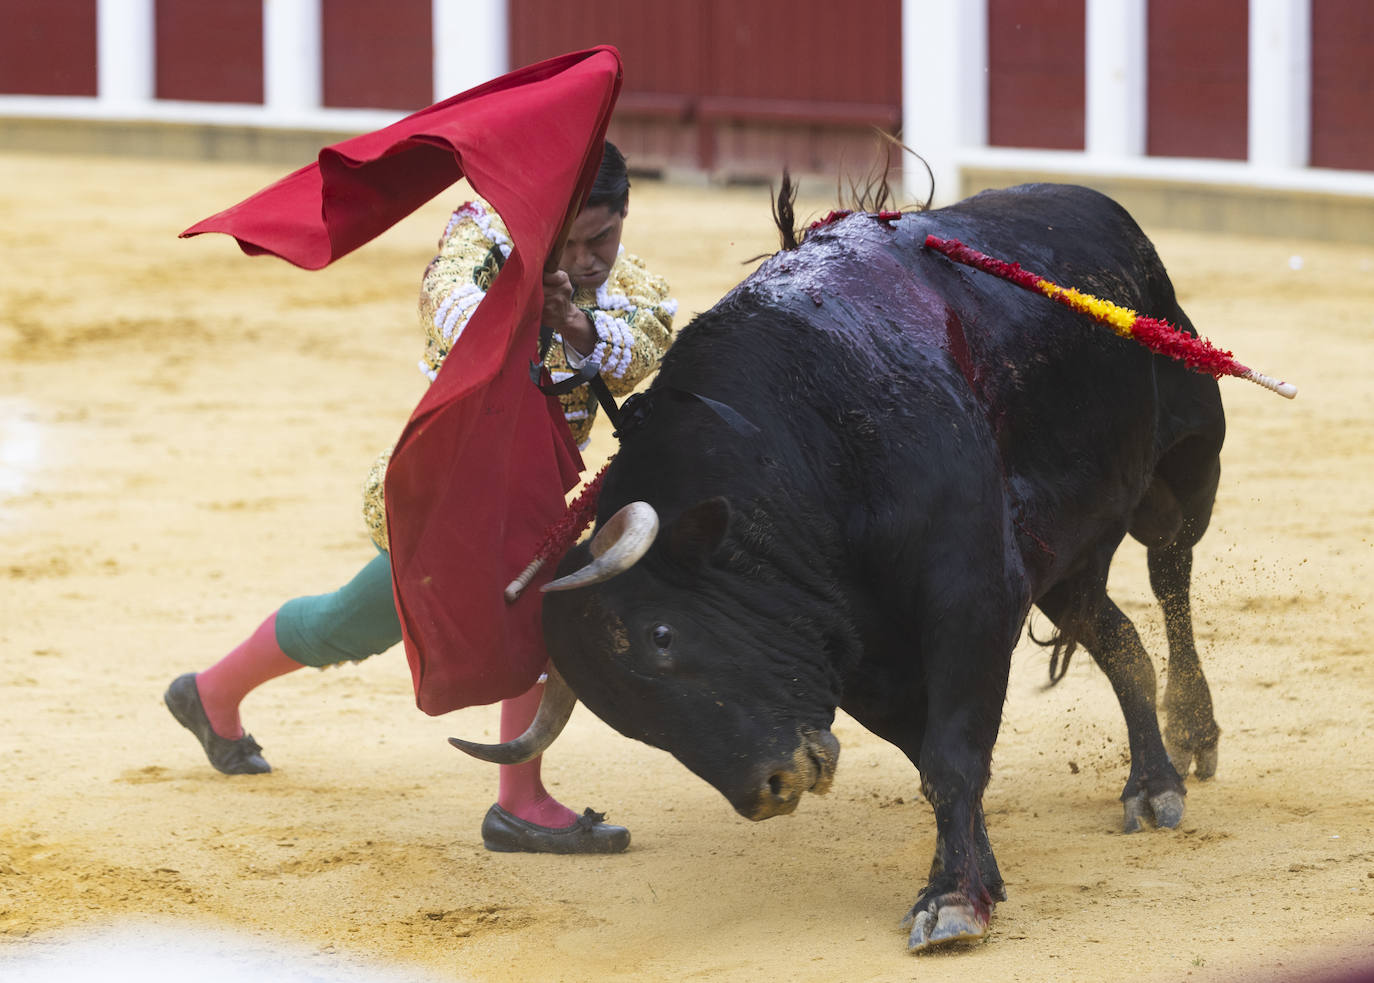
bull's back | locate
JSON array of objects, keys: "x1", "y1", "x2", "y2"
[
  {"x1": 773, "y1": 184, "x2": 1214, "y2": 582},
  {"x1": 665, "y1": 183, "x2": 1217, "y2": 584},
  {"x1": 745, "y1": 184, "x2": 1180, "y2": 383}
]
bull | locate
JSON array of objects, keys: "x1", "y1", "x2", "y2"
[{"x1": 453, "y1": 182, "x2": 1226, "y2": 952}]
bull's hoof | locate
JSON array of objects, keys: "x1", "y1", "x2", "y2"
[
  {"x1": 902, "y1": 896, "x2": 989, "y2": 953},
  {"x1": 1122, "y1": 788, "x2": 1185, "y2": 833},
  {"x1": 1193, "y1": 743, "x2": 1219, "y2": 780},
  {"x1": 1167, "y1": 737, "x2": 1219, "y2": 781}
]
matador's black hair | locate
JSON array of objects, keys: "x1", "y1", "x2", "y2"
[{"x1": 588, "y1": 140, "x2": 630, "y2": 213}]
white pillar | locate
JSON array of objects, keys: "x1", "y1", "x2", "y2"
[
  {"x1": 1085, "y1": 0, "x2": 1146, "y2": 158},
  {"x1": 264, "y1": 0, "x2": 322, "y2": 116},
  {"x1": 433, "y1": 0, "x2": 509, "y2": 102},
  {"x1": 902, "y1": 0, "x2": 987, "y2": 205},
  {"x1": 1248, "y1": 0, "x2": 1310, "y2": 169},
  {"x1": 97, "y1": 0, "x2": 154, "y2": 108}
]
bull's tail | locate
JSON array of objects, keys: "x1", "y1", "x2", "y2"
[
  {"x1": 1027, "y1": 586, "x2": 1102, "y2": 687},
  {"x1": 1027, "y1": 617, "x2": 1079, "y2": 686}
]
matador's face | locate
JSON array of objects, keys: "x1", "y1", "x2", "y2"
[{"x1": 558, "y1": 202, "x2": 627, "y2": 291}]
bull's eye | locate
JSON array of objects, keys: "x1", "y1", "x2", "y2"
[{"x1": 651, "y1": 624, "x2": 674, "y2": 651}]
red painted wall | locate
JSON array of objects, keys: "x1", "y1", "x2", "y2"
[
  {"x1": 1310, "y1": 0, "x2": 1374, "y2": 171},
  {"x1": 987, "y1": 0, "x2": 1086, "y2": 150},
  {"x1": 509, "y1": 0, "x2": 897, "y2": 108},
  {"x1": 322, "y1": 0, "x2": 432, "y2": 110},
  {"x1": 698, "y1": 0, "x2": 900, "y2": 108},
  {"x1": 508, "y1": 0, "x2": 901, "y2": 176},
  {"x1": 0, "y1": 0, "x2": 97, "y2": 96},
  {"x1": 154, "y1": 0, "x2": 263, "y2": 104},
  {"x1": 1146, "y1": 0, "x2": 1248, "y2": 160},
  {"x1": 3, "y1": 0, "x2": 1370, "y2": 181}
]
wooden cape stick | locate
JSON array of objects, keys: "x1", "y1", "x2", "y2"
[
  {"x1": 504, "y1": 194, "x2": 607, "y2": 604},
  {"x1": 504, "y1": 463, "x2": 609, "y2": 603}
]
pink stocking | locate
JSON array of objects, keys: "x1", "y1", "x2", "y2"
[
  {"x1": 495, "y1": 681, "x2": 578, "y2": 828},
  {"x1": 194, "y1": 612, "x2": 302, "y2": 739}
]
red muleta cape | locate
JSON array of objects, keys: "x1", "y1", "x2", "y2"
[{"x1": 181, "y1": 46, "x2": 624, "y2": 714}]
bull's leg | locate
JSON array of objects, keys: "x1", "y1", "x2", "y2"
[
  {"x1": 901, "y1": 597, "x2": 1018, "y2": 952},
  {"x1": 973, "y1": 800, "x2": 1006, "y2": 902},
  {"x1": 1036, "y1": 580, "x2": 1185, "y2": 832},
  {"x1": 1086, "y1": 600, "x2": 1188, "y2": 831},
  {"x1": 850, "y1": 684, "x2": 1007, "y2": 950},
  {"x1": 843, "y1": 677, "x2": 1005, "y2": 944},
  {"x1": 1145, "y1": 458, "x2": 1222, "y2": 780},
  {"x1": 903, "y1": 720, "x2": 1001, "y2": 951},
  {"x1": 1150, "y1": 545, "x2": 1220, "y2": 779}
]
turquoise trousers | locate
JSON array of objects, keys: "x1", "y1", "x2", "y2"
[{"x1": 275, "y1": 551, "x2": 403, "y2": 668}]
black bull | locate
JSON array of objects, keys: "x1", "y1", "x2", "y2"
[{"x1": 463, "y1": 183, "x2": 1227, "y2": 952}]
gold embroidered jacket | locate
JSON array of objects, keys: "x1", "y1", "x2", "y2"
[{"x1": 362, "y1": 199, "x2": 676, "y2": 550}]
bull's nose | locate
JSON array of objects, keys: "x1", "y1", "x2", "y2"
[
  {"x1": 743, "y1": 729, "x2": 841, "y2": 820},
  {"x1": 804, "y1": 728, "x2": 841, "y2": 794},
  {"x1": 761, "y1": 770, "x2": 804, "y2": 816},
  {"x1": 742, "y1": 774, "x2": 800, "y2": 820}
]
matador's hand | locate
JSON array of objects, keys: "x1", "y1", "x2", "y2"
[{"x1": 541, "y1": 270, "x2": 595, "y2": 356}]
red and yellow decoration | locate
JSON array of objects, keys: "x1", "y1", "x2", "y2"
[{"x1": 924, "y1": 234, "x2": 1297, "y2": 399}]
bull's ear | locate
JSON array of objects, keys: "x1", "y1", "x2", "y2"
[{"x1": 668, "y1": 497, "x2": 730, "y2": 564}]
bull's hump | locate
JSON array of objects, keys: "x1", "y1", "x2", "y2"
[{"x1": 746, "y1": 212, "x2": 978, "y2": 356}]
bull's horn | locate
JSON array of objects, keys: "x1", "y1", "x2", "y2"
[
  {"x1": 541, "y1": 501, "x2": 659, "y2": 593},
  {"x1": 447, "y1": 663, "x2": 578, "y2": 765}
]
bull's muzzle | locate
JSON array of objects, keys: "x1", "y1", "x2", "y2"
[{"x1": 744, "y1": 728, "x2": 841, "y2": 821}]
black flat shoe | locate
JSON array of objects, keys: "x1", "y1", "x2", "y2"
[
  {"x1": 480, "y1": 803, "x2": 630, "y2": 854},
  {"x1": 163, "y1": 673, "x2": 271, "y2": 775}
]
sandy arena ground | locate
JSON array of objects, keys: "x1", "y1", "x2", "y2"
[{"x1": 0, "y1": 150, "x2": 1371, "y2": 982}]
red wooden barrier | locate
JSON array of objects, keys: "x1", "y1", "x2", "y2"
[
  {"x1": 1, "y1": 0, "x2": 1369, "y2": 180},
  {"x1": 1147, "y1": 0, "x2": 1248, "y2": 160},
  {"x1": 987, "y1": 0, "x2": 1086, "y2": 151},
  {"x1": 508, "y1": 0, "x2": 901, "y2": 179},
  {"x1": 0, "y1": 0, "x2": 97, "y2": 96},
  {"x1": 154, "y1": 0, "x2": 263, "y2": 104},
  {"x1": 1310, "y1": 0, "x2": 1374, "y2": 171},
  {"x1": 322, "y1": 0, "x2": 432, "y2": 110}
]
